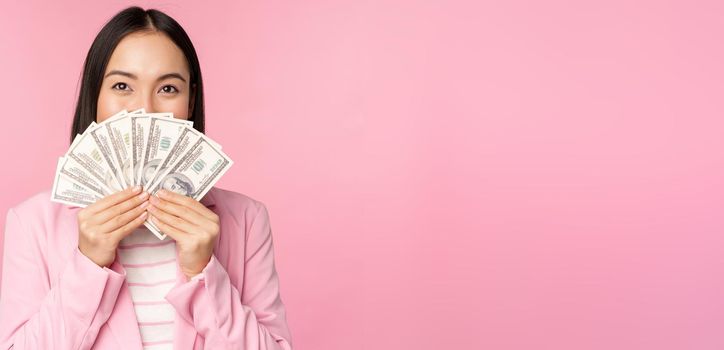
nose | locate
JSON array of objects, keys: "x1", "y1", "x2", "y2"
[
  {"x1": 129, "y1": 91, "x2": 156, "y2": 113},
  {"x1": 142, "y1": 92, "x2": 157, "y2": 113}
]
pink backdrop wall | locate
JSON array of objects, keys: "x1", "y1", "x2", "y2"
[{"x1": 1, "y1": 1, "x2": 723, "y2": 349}]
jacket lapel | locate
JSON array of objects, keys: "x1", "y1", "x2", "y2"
[
  {"x1": 172, "y1": 188, "x2": 217, "y2": 348},
  {"x1": 59, "y1": 208, "x2": 144, "y2": 348},
  {"x1": 105, "y1": 260, "x2": 144, "y2": 348}
]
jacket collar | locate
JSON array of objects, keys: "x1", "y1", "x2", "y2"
[{"x1": 199, "y1": 188, "x2": 216, "y2": 207}]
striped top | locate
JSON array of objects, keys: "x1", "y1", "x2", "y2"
[{"x1": 117, "y1": 227, "x2": 178, "y2": 349}]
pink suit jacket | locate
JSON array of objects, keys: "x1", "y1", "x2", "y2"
[{"x1": 0, "y1": 187, "x2": 293, "y2": 349}]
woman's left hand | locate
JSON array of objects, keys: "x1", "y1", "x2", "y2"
[{"x1": 147, "y1": 189, "x2": 220, "y2": 280}]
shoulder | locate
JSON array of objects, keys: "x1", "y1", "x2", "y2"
[
  {"x1": 204, "y1": 186, "x2": 271, "y2": 222},
  {"x1": 206, "y1": 187, "x2": 265, "y2": 212},
  {"x1": 4, "y1": 188, "x2": 72, "y2": 247},
  {"x1": 6, "y1": 188, "x2": 67, "y2": 222},
  {"x1": 204, "y1": 187, "x2": 274, "y2": 246}
]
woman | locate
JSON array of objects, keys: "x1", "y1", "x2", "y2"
[{"x1": 0, "y1": 6, "x2": 293, "y2": 350}]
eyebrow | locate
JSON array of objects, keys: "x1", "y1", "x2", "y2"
[{"x1": 104, "y1": 70, "x2": 187, "y2": 83}]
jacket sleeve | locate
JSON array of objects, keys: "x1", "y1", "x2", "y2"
[
  {"x1": 165, "y1": 203, "x2": 293, "y2": 349},
  {"x1": 0, "y1": 208, "x2": 126, "y2": 350}
]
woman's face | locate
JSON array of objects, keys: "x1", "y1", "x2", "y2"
[{"x1": 97, "y1": 31, "x2": 194, "y2": 123}]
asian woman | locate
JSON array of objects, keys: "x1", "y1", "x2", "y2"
[{"x1": 0, "y1": 6, "x2": 293, "y2": 350}]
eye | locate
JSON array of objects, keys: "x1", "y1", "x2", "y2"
[
  {"x1": 159, "y1": 85, "x2": 179, "y2": 94},
  {"x1": 111, "y1": 82, "x2": 131, "y2": 91}
]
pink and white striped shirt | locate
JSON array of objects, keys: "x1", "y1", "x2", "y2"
[{"x1": 118, "y1": 227, "x2": 181, "y2": 350}]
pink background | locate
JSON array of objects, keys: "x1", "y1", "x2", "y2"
[{"x1": 1, "y1": 1, "x2": 723, "y2": 349}]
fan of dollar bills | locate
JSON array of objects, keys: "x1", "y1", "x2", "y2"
[{"x1": 51, "y1": 108, "x2": 233, "y2": 240}]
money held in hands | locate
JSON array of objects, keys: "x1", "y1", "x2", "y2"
[{"x1": 51, "y1": 109, "x2": 233, "y2": 239}]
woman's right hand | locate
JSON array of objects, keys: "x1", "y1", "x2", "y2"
[{"x1": 78, "y1": 186, "x2": 150, "y2": 267}]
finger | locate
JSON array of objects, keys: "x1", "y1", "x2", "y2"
[
  {"x1": 147, "y1": 203, "x2": 199, "y2": 234},
  {"x1": 94, "y1": 191, "x2": 149, "y2": 225},
  {"x1": 156, "y1": 189, "x2": 217, "y2": 221},
  {"x1": 148, "y1": 213, "x2": 188, "y2": 241},
  {"x1": 150, "y1": 195, "x2": 207, "y2": 226},
  {"x1": 100, "y1": 198, "x2": 150, "y2": 233},
  {"x1": 86, "y1": 186, "x2": 142, "y2": 215},
  {"x1": 110, "y1": 210, "x2": 148, "y2": 242}
]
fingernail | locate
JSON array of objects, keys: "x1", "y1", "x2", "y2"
[
  {"x1": 157, "y1": 190, "x2": 166, "y2": 198},
  {"x1": 133, "y1": 185, "x2": 142, "y2": 192},
  {"x1": 140, "y1": 201, "x2": 149, "y2": 209},
  {"x1": 150, "y1": 195, "x2": 159, "y2": 204},
  {"x1": 139, "y1": 211, "x2": 148, "y2": 219},
  {"x1": 139, "y1": 192, "x2": 149, "y2": 200}
]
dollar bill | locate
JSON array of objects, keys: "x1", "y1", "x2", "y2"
[
  {"x1": 138, "y1": 114, "x2": 193, "y2": 190},
  {"x1": 87, "y1": 123, "x2": 126, "y2": 190},
  {"x1": 51, "y1": 157, "x2": 102, "y2": 207},
  {"x1": 143, "y1": 126, "x2": 203, "y2": 188},
  {"x1": 140, "y1": 126, "x2": 204, "y2": 239},
  {"x1": 143, "y1": 135, "x2": 232, "y2": 239},
  {"x1": 131, "y1": 115, "x2": 151, "y2": 187},
  {"x1": 103, "y1": 115, "x2": 134, "y2": 187},
  {"x1": 147, "y1": 135, "x2": 233, "y2": 199},
  {"x1": 60, "y1": 123, "x2": 118, "y2": 195}
]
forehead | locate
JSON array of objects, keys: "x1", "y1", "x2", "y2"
[{"x1": 105, "y1": 31, "x2": 189, "y2": 79}]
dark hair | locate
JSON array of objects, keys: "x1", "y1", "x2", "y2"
[{"x1": 70, "y1": 6, "x2": 204, "y2": 142}]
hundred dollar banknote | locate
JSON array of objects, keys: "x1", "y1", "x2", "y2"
[
  {"x1": 103, "y1": 108, "x2": 145, "y2": 187},
  {"x1": 143, "y1": 135, "x2": 233, "y2": 239},
  {"x1": 51, "y1": 157, "x2": 102, "y2": 207},
  {"x1": 60, "y1": 123, "x2": 118, "y2": 195},
  {"x1": 138, "y1": 114, "x2": 192, "y2": 190}
]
